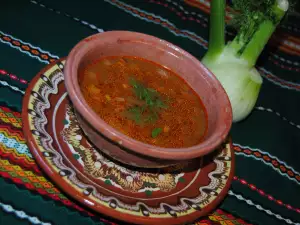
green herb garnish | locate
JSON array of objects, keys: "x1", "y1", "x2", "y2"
[
  {"x1": 127, "y1": 77, "x2": 168, "y2": 124},
  {"x1": 151, "y1": 128, "x2": 162, "y2": 138},
  {"x1": 129, "y1": 77, "x2": 166, "y2": 108},
  {"x1": 127, "y1": 106, "x2": 143, "y2": 124}
]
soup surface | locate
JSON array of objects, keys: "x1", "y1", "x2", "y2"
[{"x1": 79, "y1": 56, "x2": 207, "y2": 148}]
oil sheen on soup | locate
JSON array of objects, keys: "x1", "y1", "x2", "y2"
[{"x1": 79, "y1": 56, "x2": 207, "y2": 148}]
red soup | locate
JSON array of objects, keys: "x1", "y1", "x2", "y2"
[{"x1": 79, "y1": 56, "x2": 207, "y2": 148}]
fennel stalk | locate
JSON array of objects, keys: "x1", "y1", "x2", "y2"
[{"x1": 202, "y1": 0, "x2": 289, "y2": 122}]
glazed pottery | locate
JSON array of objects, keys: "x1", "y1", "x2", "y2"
[
  {"x1": 22, "y1": 59, "x2": 235, "y2": 225},
  {"x1": 63, "y1": 31, "x2": 233, "y2": 168}
]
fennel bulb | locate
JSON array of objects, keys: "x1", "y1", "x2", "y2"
[{"x1": 202, "y1": 0, "x2": 289, "y2": 122}]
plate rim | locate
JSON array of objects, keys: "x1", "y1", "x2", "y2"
[{"x1": 22, "y1": 58, "x2": 235, "y2": 225}]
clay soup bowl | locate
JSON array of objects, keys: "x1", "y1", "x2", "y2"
[{"x1": 64, "y1": 31, "x2": 232, "y2": 168}]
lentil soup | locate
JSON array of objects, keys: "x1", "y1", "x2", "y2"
[{"x1": 79, "y1": 56, "x2": 207, "y2": 148}]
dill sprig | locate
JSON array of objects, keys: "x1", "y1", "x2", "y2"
[{"x1": 127, "y1": 77, "x2": 168, "y2": 124}]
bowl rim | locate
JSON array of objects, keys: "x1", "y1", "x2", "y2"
[{"x1": 64, "y1": 30, "x2": 232, "y2": 160}]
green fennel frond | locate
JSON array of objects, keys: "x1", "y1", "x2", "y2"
[
  {"x1": 229, "y1": 0, "x2": 293, "y2": 54},
  {"x1": 230, "y1": 0, "x2": 279, "y2": 45}
]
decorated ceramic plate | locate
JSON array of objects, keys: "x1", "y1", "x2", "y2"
[{"x1": 22, "y1": 59, "x2": 235, "y2": 225}]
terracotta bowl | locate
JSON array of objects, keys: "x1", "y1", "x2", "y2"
[{"x1": 64, "y1": 31, "x2": 232, "y2": 168}]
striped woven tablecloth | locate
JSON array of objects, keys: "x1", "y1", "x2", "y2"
[{"x1": 0, "y1": 0, "x2": 300, "y2": 225}]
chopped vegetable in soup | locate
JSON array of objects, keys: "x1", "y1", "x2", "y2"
[{"x1": 79, "y1": 56, "x2": 207, "y2": 148}]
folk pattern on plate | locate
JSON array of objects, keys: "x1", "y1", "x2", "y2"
[
  {"x1": 26, "y1": 61, "x2": 233, "y2": 218},
  {"x1": 61, "y1": 105, "x2": 187, "y2": 193}
]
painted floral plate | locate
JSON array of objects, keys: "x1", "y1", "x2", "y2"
[{"x1": 22, "y1": 59, "x2": 235, "y2": 225}]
